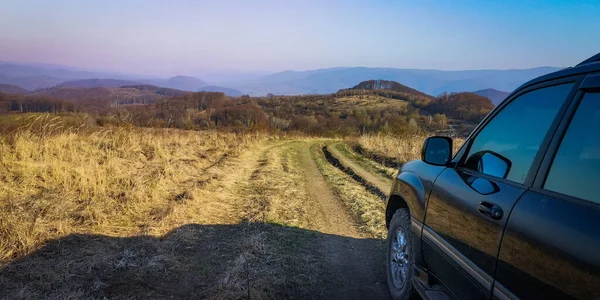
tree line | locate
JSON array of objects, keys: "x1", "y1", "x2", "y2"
[{"x1": 0, "y1": 88, "x2": 493, "y2": 137}]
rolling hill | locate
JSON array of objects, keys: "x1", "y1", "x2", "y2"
[
  {"x1": 0, "y1": 84, "x2": 30, "y2": 95},
  {"x1": 197, "y1": 85, "x2": 244, "y2": 96},
  {"x1": 122, "y1": 85, "x2": 190, "y2": 96},
  {"x1": 56, "y1": 79, "x2": 145, "y2": 88},
  {"x1": 473, "y1": 88, "x2": 510, "y2": 105},
  {"x1": 31, "y1": 86, "x2": 184, "y2": 106},
  {"x1": 349, "y1": 79, "x2": 432, "y2": 98},
  {"x1": 0, "y1": 74, "x2": 67, "y2": 90}
]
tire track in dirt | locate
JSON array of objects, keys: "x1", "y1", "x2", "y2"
[
  {"x1": 178, "y1": 140, "x2": 285, "y2": 225},
  {"x1": 326, "y1": 143, "x2": 392, "y2": 198},
  {"x1": 323, "y1": 145, "x2": 388, "y2": 201}
]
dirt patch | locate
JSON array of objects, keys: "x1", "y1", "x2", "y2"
[{"x1": 1, "y1": 223, "x2": 385, "y2": 299}]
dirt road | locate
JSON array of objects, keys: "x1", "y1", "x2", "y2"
[{"x1": 1, "y1": 139, "x2": 392, "y2": 299}]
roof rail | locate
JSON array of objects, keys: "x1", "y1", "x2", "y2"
[{"x1": 576, "y1": 52, "x2": 600, "y2": 66}]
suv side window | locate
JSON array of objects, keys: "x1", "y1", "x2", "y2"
[
  {"x1": 463, "y1": 83, "x2": 574, "y2": 183},
  {"x1": 544, "y1": 92, "x2": 600, "y2": 204}
]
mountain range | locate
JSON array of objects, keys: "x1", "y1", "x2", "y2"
[
  {"x1": 231, "y1": 67, "x2": 561, "y2": 96},
  {"x1": 0, "y1": 62, "x2": 562, "y2": 98}
]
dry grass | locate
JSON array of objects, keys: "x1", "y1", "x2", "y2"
[
  {"x1": 356, "y1": 134, "x2": 466, "y2": 166},
  {"x1": 0, "y1": 115, "x2": 264, "y2": 264},
  {"x1": 334, "y1": 142, "x2": 396, "y2": 180},
  {"x1": 0, "y1": 115, "x2": 392, "y2": 298},
  {"x1": 333, "y1": 95, "x2": 409, "y2": 110},
  {"x1": 240, "y1": 141, "x2": 309, "y2": 227},
  {"x1": 356, "y1": 134, "x2": 426, "y2": 164}
]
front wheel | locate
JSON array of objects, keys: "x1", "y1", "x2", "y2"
[{"x1": 386, "y1": 208, "x2": 416, "y2": 300}]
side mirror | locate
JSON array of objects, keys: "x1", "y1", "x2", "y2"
[
  {"x1": 465, "y1": 150, "x2": 512, "y2": 179},
  {"x1": 478, "y1": 151, "x2": 511, "y2": 179},
  {"x1": 421, "y1": 136, "x2": 452, "y2": 166}
]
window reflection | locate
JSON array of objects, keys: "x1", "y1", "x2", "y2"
[
  {"x1": 464, "y1": 83, "x2": 574, "y2": 183},
  {"x1": 545, "y1": 93, "x2": 600, "y2": 204}
]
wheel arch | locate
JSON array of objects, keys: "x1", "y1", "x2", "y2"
[
  {"x1": 386, "y1": 193, "x2": 409, "y2": 228},
  {"x1": 386, "y1": 171, "x2": 428, "y2": 228}
]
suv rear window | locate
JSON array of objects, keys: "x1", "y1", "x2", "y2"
[
  {"x1": 463, "y1": 83, "x2": 574, "y2": 183},
  {"x1": 544, "y1": 92, "x2": 600, "y2": 204}
]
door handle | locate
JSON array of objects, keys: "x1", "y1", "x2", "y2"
[{"x1": 478, "y1": 201, "x2": 503, "y2": 220}]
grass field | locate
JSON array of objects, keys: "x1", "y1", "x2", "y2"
[{"x1": 0, "y1": 114, "x2": 437, "y2": 299}]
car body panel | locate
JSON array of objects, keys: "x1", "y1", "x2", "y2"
[
  {"x1": 493, "y1": 72, "x2": 600, "y2": 300},
  {"x1": 423, "y1": 167, "x2": 526, "y2": 300},
  {"x1": 494, "y1": 190, "x2": 600, "y2": 300},
  {"x1": 386, "y1": 160, "x2": 446, "y2": 224}
]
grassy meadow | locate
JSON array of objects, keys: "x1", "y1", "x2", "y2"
[
  {"x1": 0, "y1": 112, "x2": 451, "y2": 298},
  {"x1": 0, "y1": 114, "x2": 267, "y2": 263}
]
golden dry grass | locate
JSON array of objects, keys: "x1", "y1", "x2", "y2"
[
  {"x1": 0, "y1": 117, "x2": 264, "y2": 264},
  {"x1": 356, "y1": 134, "x2": 427, "y2": 164},
  {"x1": 0, "y1": 114, "x2": 394, "y2": 298},
  {"x1": 333, "y1": 95, "x2": 409, "y2": 110},
  {"x1": 333, "y1": 142, "x2": 396, "y2": 180},
  {"x1": 356, "y1": 134, "x2": 466, "y2": 166}
]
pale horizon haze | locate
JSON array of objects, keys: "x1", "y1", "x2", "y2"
[{"x1": 1, "y1": 0, "x2": 599, "y2": 77}]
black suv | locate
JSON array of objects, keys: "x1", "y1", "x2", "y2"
[{"x1": 385, "y1": 53, "x2": 600, "y2": 300}]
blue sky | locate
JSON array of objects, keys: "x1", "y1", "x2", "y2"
[{"x1": 0, "y1": 0, "x2": 598, "y2": 76}]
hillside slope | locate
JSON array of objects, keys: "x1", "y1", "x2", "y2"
[
  {"x1": 0, "y1": 75, "x2": 66, "y2": 90},
  {"x1": 31, "y1": 86, "x2": 175, "y2": 106},
  {"x1": 57, "y1": 79, "x2": 145, "y2": 88},
  {"x1": 0, "y1": 84, "x2": 29, "y2": 95},
  {"x1": 473, "y1": 88, "x2": 510, "y2": 105},
  {"x1": 122, "y1": 85, "x2": 190, "y2": 96},
  {"x1": 349, "y1": 79, "x2": 432, "y2": 98}
]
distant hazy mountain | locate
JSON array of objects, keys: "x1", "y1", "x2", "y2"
[
  {"x1": 141, "y1": 76, "x2": 206, "y2": 91},
  {"x1": 0, "y1": 63, "x2": 136, "y2": 80},
  {"x1": 0, "y1": 62, "x2": 564, "y2": 97},
  {"x1": 0, "y1": 63, "x2": 150, "y2": 91},
  {"x1": 197, "y1": 85, "x2": 244, "y2": 96},
  {"x1": 0, "y1": 74, "x2": 66, "y2": 90},
  {"x1": 472, "y1": 88, "x2": 511, "y2": 105},
  {"x1": 232, "y1": 66, "x2": 562, "y2": 96},
  {"x1": 57, "y1": 79, "x2": 145, "y2": 88},
  {"x1": 0, "y1": 83, "x2": 29, "y2": 94},
  {"x1": 193, "y1": 70, "x2": 271, "y2": 84}
]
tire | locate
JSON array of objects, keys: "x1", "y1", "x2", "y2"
[{"x1": 386, "y1": 208, "x2": 416, "y2": 300}]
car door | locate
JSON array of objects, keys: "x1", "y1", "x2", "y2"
[
  {"x1": 422, "y1": 78, "x2": 580, "y2": 299},
  {"x1": 494, "y1": 75, "x2": 600, "y2": 300}
]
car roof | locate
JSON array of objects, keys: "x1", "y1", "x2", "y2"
[{"x1": 517, "y1": 52, "x2": 600, "y2": 91}]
